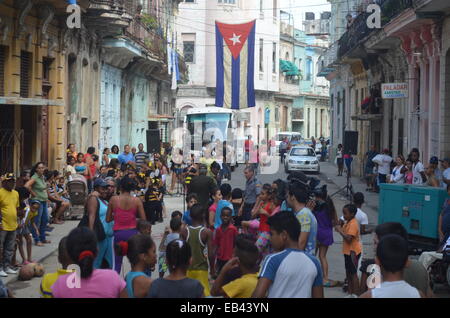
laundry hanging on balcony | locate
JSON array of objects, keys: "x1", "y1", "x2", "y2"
[
  {"x1": 280, "y1": 59, "x2": 300, "y2": 77},
  {"x1": 215, "y1": 20, "x2": 256, "y2": 110}
]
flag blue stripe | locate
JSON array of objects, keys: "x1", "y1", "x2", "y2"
[
  {"x1": 215, "y1": 25, "x2": 224, "y2": 107},
  {"x1": 231, "y1": 56, "x2": 240, "y2": 109},
  {"x1": 247, "y1": 23, "x2": 256, "y2": 108}
]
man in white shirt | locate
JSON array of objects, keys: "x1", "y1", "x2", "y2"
[
  {"x1": 372, "y1": 149, "x2": 393, "y2": 188},
  {"x1": 441, "y1": 158, "x2": 450, "y2": 188},
  {"x1": 410, "y1": 148, "x2": 427, "y2": 185}
]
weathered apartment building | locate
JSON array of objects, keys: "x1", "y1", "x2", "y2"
[
  {"x1": 319, "y1": 0, "x2": 450, "y2": 176},
  {"x1": 0, "y1": 0, "x2": 186, "y2": 174}
]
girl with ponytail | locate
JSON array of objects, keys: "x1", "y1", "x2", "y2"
[
  {"x1": 52, "y1": 227, "x2": 127, "y2": 298},
  {"x1": 116, "y1": 234, "x2": 156, "y2": 298},
  {"x1": 147, "y1": 240, "x2": 204, "y2": 298},
  {"x1": 311, "y1": 185, "x2": 338, "y2": 287}
]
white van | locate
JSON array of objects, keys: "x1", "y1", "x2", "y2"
[{"x1": 273, "y1": 132, "x2": 303, "y2": 154}]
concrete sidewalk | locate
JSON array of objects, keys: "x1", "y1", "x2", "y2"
[{"x1": 3, "y1": 220, "x2": 78, "y2": 286}]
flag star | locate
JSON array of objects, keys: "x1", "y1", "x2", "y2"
[{"x1": 229, "y1": 33, "x2": 242, "y2": 46}]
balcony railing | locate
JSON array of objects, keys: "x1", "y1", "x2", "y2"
[
  {"x1": 380, "y1": 0, "x2": 413, "y2": 25},
  {"x1": 337, "y1": 0, "x2": 413, "y2": 59},
  {"x1": 125, "y1": 17, "x2": 166, "y2": 60},
  {"x1": 338, "y1": 12, "x2": 373, "y2": 58}
]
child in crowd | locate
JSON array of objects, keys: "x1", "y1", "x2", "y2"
[
  {"x1": 231, "y1": 188, "x2": 243, "y2": 226},
  {"x1": 252, "y1": 212, "x2": 324, "y2": 298},
  {"x1": 40, "y1": 237, "x2": 72, "y2": 298},
  {"x1": 211, "y1": 234, "x2": 260, "y2": 298},
  {"x1": 147, "y1": 240, "x2": 204, "y2": 298},
  {"x1": 335, "y1": 204, "x2": 362, "y2": 297},
  {"x1": 181, "y1": 204, "x2": 214, "y2": 296},
  {"x1": 52, "y1": 227, "x2": 126, "y2": 298},
  {"x1": 137, "y1": 219, "x2": 152, "y2": 236},
  {"x1": 182, "y1": 193, "x2": 198, "y2": 226},
  {"x1": 339, "y1": 192, "x2": 371, "y2": 235},
  {"x1": 254, "y1": 184, "x2": 276, "y2": 256},
  {"x1": 208, "y1": 188, "x2": 222, "y2": 230},
  {"x1": 403, "y1": 159, "x2": 414, "y2": 184},
  {"x1": 144, "y1": 178, "x2": 163, "y2": 225},
  {"x1": 171, "y1": 211, "x2": 183, "y2": 220},
  {"x1": 159, "y1": 218, "x2": 182, "y2": 278},
  {"x1": 214, "y1": 184, "x2": 234, "y2": 230},
  {"x1": 360, "y1": 234, "x2": 423, "y2": 298},
  {"x1": 213, "y1": 207, "x2": 238, "y2": 275},
  {"x1": 56, "y1": 177, "x2": 69, "y2": 201},
  {"x1": 117, "y1": 234, "x2": 156, "y2": 298},
  {"x1": 17, "y1": 200, "x2": 40, "y2": 265}
]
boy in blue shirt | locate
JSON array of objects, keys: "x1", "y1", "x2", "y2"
[
  {"x1": 214, "y1": 184, "x2": 234, "y2": 229},
  {"x1": 182, "y1": 193, "x2": 198, "y2": 226}
]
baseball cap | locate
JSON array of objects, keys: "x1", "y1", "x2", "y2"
[
  {"x1": 2, "y1": 173, "x2": 16, "y2": 181},
  {"x1": 430, "y1": 156, "x2": 439, "y2": 164},
  {"x1": 29, "y1": 200, "x2": 41, "y2": 206},
  {"x1": 93, "y1": 178, "x2": 108, "y2": 188}
]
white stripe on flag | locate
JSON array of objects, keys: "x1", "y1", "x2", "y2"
[{"x1": 223, "y1": 42, "x2": 232, "y2": 109}]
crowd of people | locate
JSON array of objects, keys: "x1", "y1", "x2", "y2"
[
  {"x1": 0, "y1": 140, "x2": 447, "y2": 299},
  {"x1": 358, "y1": 147, "x2": 450, "y2": 192}
]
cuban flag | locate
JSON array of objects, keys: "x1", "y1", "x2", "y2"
[{"x1": 215, "y1": 20, "x2": 256, "y2": 109}]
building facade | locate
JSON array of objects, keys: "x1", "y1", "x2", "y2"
[
  {"x1": 0, "y1": 0, "x2": 185, "y2": 174},
  {"x1": 176, "y1": 0, "x2": 280, "y2": 145},
  {"x1": 320, "y1": 0, "x2": 450, "y2": 176}
]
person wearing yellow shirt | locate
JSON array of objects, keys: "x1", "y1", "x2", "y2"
[
  {"x1": 40, "y1": 237, "x2": 73, "y2": 298},
  {"x1": 0, "y1": 173, "x2": 20, "y2": 277},
  {"x1": 210, "y1": 235, "x2": 260, "y2": 298}
]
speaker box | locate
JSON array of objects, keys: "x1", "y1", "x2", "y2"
[
  {"x1": 343, "y1": 131, "x2": 358, "y2": 155},
  {"x1": 147, "y1": 129, "x2": 161, "y2": 154}
]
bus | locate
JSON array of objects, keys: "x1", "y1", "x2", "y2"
[{"x1": 184, "y1": 107, "x2": 238, "y2": 166}]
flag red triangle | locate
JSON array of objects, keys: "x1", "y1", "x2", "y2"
[{"x1": 216, "y1": 20, "x2": 256, "y2": 60}]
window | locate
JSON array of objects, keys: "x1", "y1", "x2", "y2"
[
  {"x1": 306, "y1": 58, "x2": 312, "y2": 81},
  {"x1": 259, "y1": 39, "x2": 264, "y2": 72},
  {"x1": 260, "y1": 0, "x2": 264, "y2": 16},
  {"x1": 275, "y1": 107, "x2": 279, "y2": 122},
  {"x1": 273, "y1": 0, "x2": 277, "y2": 17},
  {"x1": 183, "y1": 41, "x2": 195, "y2": 63},
  {"x1": 20, "y1": 51, "x2": 32, "y2": 98},
  {"x1": 285, "y1": 52, "x2": 289, "y2": 61},
  {"x1": 184, "y1": 0, "x2": 194, "y2": 2},
  {"x1": 272, "y1": 42, "x2": 277, "y2": 73},
  {"x1": 42, "y1": 57, "x2": 54, "y2": 99},
  {"x1": 218, "y1": 0, "x2": 235, "y2": 3}
]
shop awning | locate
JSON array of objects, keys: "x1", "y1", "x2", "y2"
[{"x1": 280, "y1": 59, "x2": 300, "y2": 76}]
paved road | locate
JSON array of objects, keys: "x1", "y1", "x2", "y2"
[{"x1": 7, "y1": 158, "x2": 450, "y2": 297}]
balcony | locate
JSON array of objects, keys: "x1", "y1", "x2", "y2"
[
  {"x1": 379, "y1": 0, "x2": 414, "y2": 25},
  {"x1": 125, "y1": 17, "x2": 166, "y2": 61},
  {"x1": 85, "y1": 0, "x2": 132, "y2": 37},
  {"x1": 338, "y1": 12, "x2": 374, "y2": 59},
  {"x1": 317, "y1": 42, "x2": 338, "y2": 77}
]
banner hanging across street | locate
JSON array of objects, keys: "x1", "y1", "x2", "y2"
[{"x1": 215, "y1": 20, "x2": 256, "y2": 110}]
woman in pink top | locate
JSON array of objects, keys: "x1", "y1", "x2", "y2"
[
  {"x1": 52, "y1": 227, "x2": 127, "y2": 298},
  {"x1": 403, "y1": 159, "x2": 414, "y2": 185},
  {"x1": 106, "y1": 177, "x2": 146, "y2": 273}
]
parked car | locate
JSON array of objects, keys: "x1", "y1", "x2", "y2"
[
  {"x1": 284, "y1": 146, "x2": 320, "y2": 174},
  {"x1": 273, "y1": 132, "x2": 303, "y2": 154}
]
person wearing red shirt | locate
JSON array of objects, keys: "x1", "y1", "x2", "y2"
[
  {"x1": 253, "y1": 184, "x2": 275, "y2": 257},
  {"x1": 214, "y1": 207, "x2": 238, "y2": 276},
  {"x1": 244, "y1": 136, "x2": 253, "y2": 164},
  {"x1": 84, "y1": 147, "x2": 96, "y2": 193}
]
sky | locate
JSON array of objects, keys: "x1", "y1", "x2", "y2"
[{"x1": 279, "y1": 0, "x2": 331, "y2": 31}]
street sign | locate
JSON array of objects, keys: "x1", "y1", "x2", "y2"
[{"x1": 381, "y1": 83, "x2": 408, "y2": 99}]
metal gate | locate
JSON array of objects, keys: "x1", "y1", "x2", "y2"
[{"x1": 0, "y1": 129, "x2": 24, "y2": 175}]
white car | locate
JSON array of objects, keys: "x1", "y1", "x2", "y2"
[
  {"x1": 285, "y1": 146, "x2": 320, "y2": 174},
  {"x1": 274, "y1": 132, "x2": 302, "y2": 154}
]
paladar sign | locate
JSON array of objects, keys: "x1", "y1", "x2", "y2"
[{"x1": 381, "y1": 83, "x2": 408, "y2": 99}]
